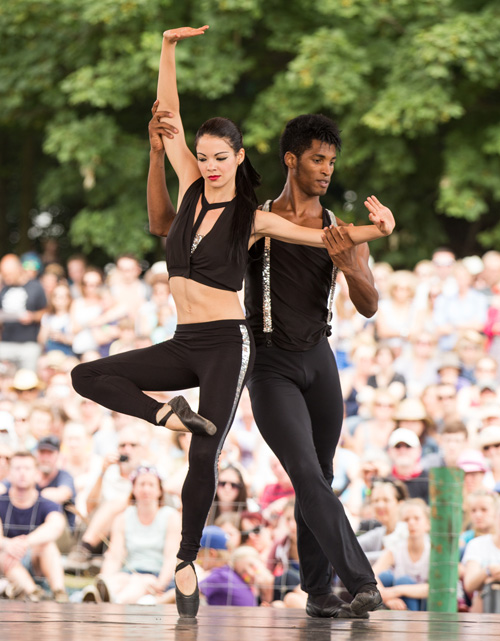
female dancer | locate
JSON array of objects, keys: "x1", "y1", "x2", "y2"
[{"x1": 72, "y1": 25, "x2": 394, "y2": 617}]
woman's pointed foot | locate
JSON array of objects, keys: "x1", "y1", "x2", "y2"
[
  {"x1": 175, "y1": 560, "x2": 199, "y2": 618},
  {"x1": 157, "y1": 396, "x2": 216, "y2": 436}
]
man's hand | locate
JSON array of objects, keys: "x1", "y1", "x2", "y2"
[
  {"x1": 321, "y1": 224, "x2": 358, "y2": 272},
  {"x1": 4, "y1": 535, "x2": 29, "y2": 561},
  {"x1": 364, "y1": 196, "x2": 395, "y2": 236},
  {"x1": 149, "y1": 100, "x2": 178, "y2": 152},
  {"x1": 163, "y1": 25, "x2": 209, "y2": 44}
]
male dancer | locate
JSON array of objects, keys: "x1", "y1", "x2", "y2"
[
  {"x1": 147, "y1": 108, "x2": 385, "y2": 617},
  {"x1": 244, "y1": 114, "x2": 383, "y2": 617}
]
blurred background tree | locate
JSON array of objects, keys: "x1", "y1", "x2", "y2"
[{"x1": 0, "y1": 0, "x2": 499, "y2": 267}]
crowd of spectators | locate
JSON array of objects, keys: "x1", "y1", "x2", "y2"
[{"x1": 1, "y1": 246, "x2": 500, "y2": 612}]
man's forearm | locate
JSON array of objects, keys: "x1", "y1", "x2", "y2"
[
  {"x1": 26, "y1": 515, "x2": 65, "y2": 547},
  {"x1": 147, "y1": 151, "x2": 176, "y2": 236}
]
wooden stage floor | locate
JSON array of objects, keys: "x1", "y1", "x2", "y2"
[{"x1": 2, "y1": 602, "x2": 500, "y2": 641}]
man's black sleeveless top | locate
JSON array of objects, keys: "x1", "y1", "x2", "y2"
[
  {"x1": 166, "y1": 178, "x2": 247, "y2": 292},
  {"x1": 245, "y1": 208, "x2": 333, "y2": 352}
]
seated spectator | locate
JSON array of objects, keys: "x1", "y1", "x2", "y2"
[
  {"x1": 340, "y1": 449, "x2": 391, "y2": 528},
  {"x1": 387, "y1": 428, "x2": 429, "y2": 502},
  {"x1": 0, "y1": 254, "x2": 47, "y2": 371},
  {"x1": 457, "y1": 449, "x2": 488, "y2": 496},
  {"x1": 367, "y1": 343, "x2": 406, "y2": 401},
  {"x1": 65, "y1": 424, "x2": 148, "y2": 572},
  {"x1": 455, "y1": 330, "x2": 488, "y2": 384},
  {"x1": 198, "y1": 527, "x2": 258, "y2": 606},
  {"x1": 136, "y1": 273, "x2": 175, "y2": 341},
  {"x1": 208, "y1": 463, "x2": 249, "y2": 524},
  {"x1": 267, "y1": 498, "x2": 301, "y2": 602},
  {"x1": 340, "y1": 342, "x2": 376, "y2": 418},
  {"x1": 214, "y1": 512, "x2": 242, "y2": 551},
  {"x1": 37, "y1": 283, "x2": 74, "y2": 356},
  {"x1": 9, "y1": 369, "x2": 44, "y2": 405},
  {"x1": 352, "y1": 389, "x2": 398, "y2": 456},
  {"x1": 479, "y1": 426, "x2": 500, "y2": 490},
  {"x1": 463, "y1": 493, "x2": 500, "y2": 612},
  {"x1": 393, "y1": 398, "x2": 439, "y2": 458},
  {"x1": 81, "y1": 465, "x2": 180, "y2": 603},
  {"x1": 259, "y1": 457, "x2": 295, "y2": 511},
  {"x1": 108, "y1": 317, "x2": 137, "y2": 356},
  {"x1": 373, "y1": 498, "x2": 430, "y2": 611},
  {"x1": 59, "y1": 422, "x2": 103, "y2": 518},
  {"x1": 239, "y1": 511, "x2": 272, "y2": 562},
  {"x1": 432, "y1": 382, "x2": 461, "y2": 432},
  {"x1": 436, "y1": 353, "x2": 470, "y2": 393},
  {"x1": 422, "y1": 420, "x2": 469, "y2": 471},
  {"x1": 460, "y1": 490, "x2": 497, "y2": 558},
  {"x1": 0, "y1": 451, "x2": 67, "y2": 601},
  {"x1": 433, "y1": 260, "x2": 488, "y2": 353},
  {"x1": 394, "y1": 332, "x2": 439, "y2": 399},
  {"x1": 374, "y1": 270, "x2": 418, "y2": 357},
  {"x1": 357, "y1": 478, "x2": 409, "y2": 564},
  {"x1": 35, "y1": 436, "x2": 76, "y2": 534},
  {"x1": 230, "y1": 545, "x2": 275, "y2": 606}
]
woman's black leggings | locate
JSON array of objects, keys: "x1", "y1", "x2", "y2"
[
  {"x1": 247, "y1": 338, "x2": 375, "y2": 597},
  {"x1": 71, "y1": 319, "x2": 255, "y2": 561}
]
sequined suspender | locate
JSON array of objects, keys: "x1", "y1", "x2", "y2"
[{"x1": 261, "y1": 201, "x2": 339, "y2": 345}]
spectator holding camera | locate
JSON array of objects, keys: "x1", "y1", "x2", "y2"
[{"x1": 65, "y1": 424, "x2": 147, "y2": 572}]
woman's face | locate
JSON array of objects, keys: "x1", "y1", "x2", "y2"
[
  {"x1": 402, "y1": 505, "x2": 429, "y2": 537},
  {"x1": 217, "y1": 468, "x2": 242, "y2": 505},
  {"x1": 133, "y1": 473, "x2": 162, "y2": 503},
  {"x1": 370, "y1": 484, "x2": 399, "y2": 525},
  {"x1": 196, "y1": 135, "x2": 243, "y2": 193},
  {"x1": 51, "y1": 285, "x2": 72, "y2": 312},
  {"x1": 469, "y1": 496, "x2": 496, "y2": 532}
]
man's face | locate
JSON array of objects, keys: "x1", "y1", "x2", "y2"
[
  {"x1": 9, "y1": 456, "x2": 38, "y2": 490},
  {"x1": 36, "y1": 448, "x2": 59, "y2": 475},
  {"x1": 290, "y1": 140, "x2": 336, "y2": 197}
]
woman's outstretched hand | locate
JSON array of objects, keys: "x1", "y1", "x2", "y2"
[
  {"x1": 364, "y1": 196, "x2": 395, "y2": 236},
  {"x1": 163, "y1": 25, "x2": 209, "y2": 44}
]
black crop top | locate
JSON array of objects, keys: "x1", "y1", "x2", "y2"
[{"x1": 165, "y1": 178, "x2": 249, "y2": 292}]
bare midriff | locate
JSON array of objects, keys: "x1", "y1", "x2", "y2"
[{"x1": 169, "y1": 276, "x2": 245, "y2": 324}]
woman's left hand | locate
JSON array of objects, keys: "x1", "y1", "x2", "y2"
[
  {"x1": 364, "y1": 196, "x2": 395, "y2": 236},
  {"x1": 163, "y1": 26, "x2": 209, "y2": 44}
]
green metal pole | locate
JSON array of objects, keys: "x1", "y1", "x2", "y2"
[{"x1": 428, "y1": 466, "x2": 464, "y2": 612}]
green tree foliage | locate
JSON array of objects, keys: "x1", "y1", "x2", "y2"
[{"x1": 0, "y1": 0, "x2": 499, "y2": 266}]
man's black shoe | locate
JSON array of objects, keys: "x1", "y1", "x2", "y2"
[
  {"x1": 306, "y1": 593, "x2": 369, "y2": 619},
  {"x1": 350, "y1": 584, "x2": 383, "y2": 616}
]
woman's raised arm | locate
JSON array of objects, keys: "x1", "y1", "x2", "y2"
[{"x1": 157, "y1": 26, "x2": 208, "y2": 204}]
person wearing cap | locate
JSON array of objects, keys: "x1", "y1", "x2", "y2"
[
  {"x1": 81, "y1": 465, "x2": 180, "y2": 604},
  {"x1": 480, "y1": 426, "x2": 500, "y2": 491},
  {"x1": 0, "y1": 254, "x2": 47, "y2": 371},
  {"x1": 35, "y1": 436, "x2": 76, "y2": 534},
  {"x1": 197, "y1": 528, "x2": 268, "y2": 607},
  {"x1": 457, "y1": 449, "x2": 488, "y2": 496},
  {"x1": 387, "y1": 428, "x2": 429, "y2": 503},
  {"x1": 436, "y1": 352, "x2": 469, "y2": 391},
  {"x1": 0, "y1": 451, "x2": 67, "y2": 601}
]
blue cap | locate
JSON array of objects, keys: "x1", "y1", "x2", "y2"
[{"x1": 200, "y1": 526, "x2": 228, "y2": 550}]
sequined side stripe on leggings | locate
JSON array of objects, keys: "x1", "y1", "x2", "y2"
[{"x1": 212, "y1": 324, "x2": 252, "y2": 482}]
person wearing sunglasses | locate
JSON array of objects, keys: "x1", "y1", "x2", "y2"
[
  {"x1": 208, "y1": 464, "x2": 248, "y2": 525},
  {"x1": 480, "y1": 426, "x2": 500, "y2": 491}
]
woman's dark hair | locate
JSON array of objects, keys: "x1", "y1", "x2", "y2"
[
  {"x1": 279, "y1": 114, "x2": 342, "y2": 173},
  {"x1": 195, "y1": 117, "x2": 261, "y2": 264}
]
